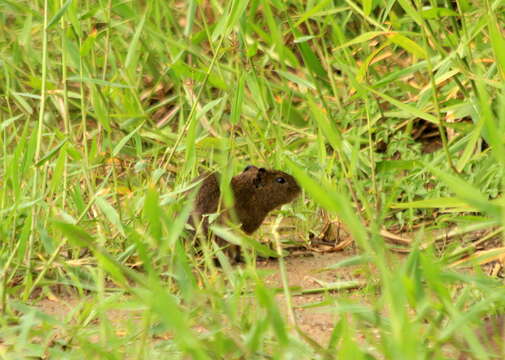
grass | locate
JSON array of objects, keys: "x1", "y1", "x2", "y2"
[{"x1": 1, "y1": 0, "x2": 505, "y2": 358}]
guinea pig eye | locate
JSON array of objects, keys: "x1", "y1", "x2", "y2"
[
  {"x1": 243, "y1": 165, "x2": 254, "y2": 172},
  {"x1": 275, "y1": 177, "x2": 286, "y2": 184}
]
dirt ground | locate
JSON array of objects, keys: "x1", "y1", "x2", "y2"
[
  {"x1": 257, "y1": 251, "x2": 368, "y2": 345},
  {"x1": 37, "y1": 251, "x2": 371, "y2": 346}
]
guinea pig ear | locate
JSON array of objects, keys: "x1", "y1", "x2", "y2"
[
  {"x1": 243, "y1": 165, "x2": 256, "y2": 172},
  {"x1": 253, "y1": 168, "x2": 266, "y2": 188}
]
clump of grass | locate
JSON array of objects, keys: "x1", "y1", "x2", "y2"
[{"x1": 1, "y1": 0, "x2": 505, "y2": 358}]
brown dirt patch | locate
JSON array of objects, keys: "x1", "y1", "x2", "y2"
[
  {"x1": 35, "y1": 251, "x2": 372, "y2": 349},
  {"x1": 258, "y1": 251, "x2": 370, "y2": 346}
]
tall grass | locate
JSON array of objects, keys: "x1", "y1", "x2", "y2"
[{"x1": 1, "y1": 0, "x2": 505, "y2": 358}]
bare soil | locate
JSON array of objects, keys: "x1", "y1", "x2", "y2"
[
  {"x1": 257, "y1": 251, "x2": 368, "y2": 345},
  {"x1": 37, "y1": 250, "x2": 372, "y2": 348}
]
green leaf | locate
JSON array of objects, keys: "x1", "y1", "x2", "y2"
[
  {"x1": 211, "y1": 226, "x2": 278, "y2": 258},
  {"x1": 277, "y1": 70, "x2": 315, "y2": 90},
  {"x1": 362, "y1": 0, "x2": 372, "y2": 16},
  {"x1": 391, "y1": 197, "x2": 469, "y2": 209},
  {"x1": 293, "y1": 0, "x2": 333, "y2": 27},
  {"x1": 112, "y1": 122, "x2": 144, "y2": 157},
  {"x1": 425, "y1": 163, "x2": 502, "y2": 219},
  {"x1": 95, "y1": 196, "x2": 125, "y2": 236},
  {"x1": 67, "y1": 76, "x2": 132, "y2": 88},
  {"x1": 183, "y1": 0, "x2": 197, "y2": 37},
  {"x1": 362, "y1": 84, "x2": 438, "y2": 124},
  {"x1": 35, "y1": 138, "x2": 67, "y2": 167},
  {"x1": 0, "y1": 114, "x2": 23, "y2": 131},
  {"x1": 476, "y1": 78, "x2": 505, "y2": 165},
  {"x1": 488, "y1": 13, "x2": 505, "y2": 80},
  {"x1": 49, "y1": 144, "x2": 67, "y2": 194},
  {"x1": 226, "y1": 0, "x2": 250, "y2": 34},
  {"x1": 420, "y1": 7, "x2": 458, "y2": 19},
  {"x1": 376, "y1": 160, "x2": 419, "y2": 173},
  {"x1": 53, "y1": 221, "x2": 94, "y2": 247},
  {"x1": 294, "y1": 35, "x2": 316, "y2": 43},
  {"x1": 230, "y1": 73, "x2": 245, "y2": 124},
  {"x1": 280, "y1": 99, "x2": 306, "y2": 127},
  {"x1": 396, "y1": 0, "x2": 425, "y2": 27},
  {"x1": 456, "y1": 125, "x2": 483, "y2": 172},
  {"x1": 125, "y1": 10, "x2": 147, "y2": 78},
  {"x1": 91, "y1": 88, "x2": 110, "y2": 131},
  {"x1": 143, "y1": 188, "x2": 162, "y2": 241},
  {"x1": 388, "y1": 33, "x2": 427, "y2": 59},
  {"x1": 335, "y1": 31, "x2": 385, "y2": 50},
  {"x1": 46, "y1": 0, "x2": 72, "y2": 29},
  {"x1": 308, "y1": 99, "x2": 342, "y2": 151}
]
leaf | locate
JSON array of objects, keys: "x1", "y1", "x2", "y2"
[
  {"x1": 476, "y1": 78, "x2": 505, "y2": 164},
  {"x1": 91, "y1": 88, "x2": 110, "y2": 131},
  {"x1": 488, "y1": 13, "x2": 505, "y2": 80},
  {"x1": 387, "y1": 33, "x2": 427, "y2": 59},
  {"x1": 456, "y1": 125, "x2": 483, "y2": 172},
  {"x1": 391, "y1": 197, "x2": 469, "y2": 209},
  {"x1": 376, "y1": 160, "x2": 419, "y2": 173},
  {"x1": 49, "y1": 145, "x2": 67, "y2": 194},
  {"x1": 53, "y1": 221, "x2": 94, "y2": 247},
  {"x1": 0, "y1": 114, "x2": 23, "y2": 131},
  {"x1": 335, "y1": 31, "x2": 386, "y2": 50},
  {"x1": 297, "y1": 36, "x2": 327, "y2": 79},
  {"x1": 226, "y1": 0, "x2": 249, "y2": 34},
  {"x1": 143, "y1": 188, "x2": 162, "y2": 241},
  {"x1": 362, "y1": 84, "x2": 438, "y2": 124},
  {"x1": 125, "y1": 10, "x2": 147, "y2": 78},
  {"x1": 112, "y1": 122, "x2": 144, "y2": 157},
  {"x1": 322, "y1": 255, "x2": 372, "y2": 270},
  {"x1": 0, "y1": 199, "x2": 42, "y2": 216},
  {"x1": 294, "y1": 35, "x2": 316, "y2": 43},
  {"x1": 230, "y1": 73, "x2": 245, "y2": 124},
  {"x1": 95, "y1": 196, "x2": 125, "y2": 236},
  {"x1": 211, "y1": 226, "x2": 278, "y2": 258},
  {"x1": 308, "y1": 99, "x2": 342, "y2": 151},
  {"x1": 362, "y1": 0, "x2": 372, "y2": 16},
  {"x1": 35, "y1": 138, "x2": 67, "y2": 167},
  {"x1": 67, "y1": 76, "x2": 132, "y2": 88},
  {"x1": 277, "y1": 70, "x2": 316, "y2": 90},
  {"x1": 46, "y1": 0, "x2": 72, "y2": 29},
  {"x1": 420, "y1": 7, "x2": 458, "y2": 19},
  {"x1": 396, "y1": 0, "x2": 425, "y2": 27},
  {"x1": 183, "y1": 0, "x2": 197, "y2": 37},
  {"x1": 425, "y1": 163, "x2": 502, "y2": 219},
  {"x1": 293, "y1": 0, "x2": 333, "y2": 27},
  {"x1": 280, "y1": 99, "x2": 306, "y2": 127}
]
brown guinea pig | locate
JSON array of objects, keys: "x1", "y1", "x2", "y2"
[{"x1": 189, "y1": 165, "x2": 301, "y2": 262}]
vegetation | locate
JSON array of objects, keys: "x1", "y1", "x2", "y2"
[{"x1": 1, "y1": 0, "x2": 505, "y2": 358}]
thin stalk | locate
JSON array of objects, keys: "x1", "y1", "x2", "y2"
[
  {"x1": 60, "y1": 0, "x2": 70, "y2": 207},
  {"x1": 365, "y1": 98, "x2": 379, "y2": 213},
  {"x1": 101, "y1": 0, "x2": 113, "y2": 81},
  {"x1": 24, "y1": 0, "x2": 49, "y2": 299},
  {"x1": 272, "y1": 217, "x2": 296, "y2": 326}
]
